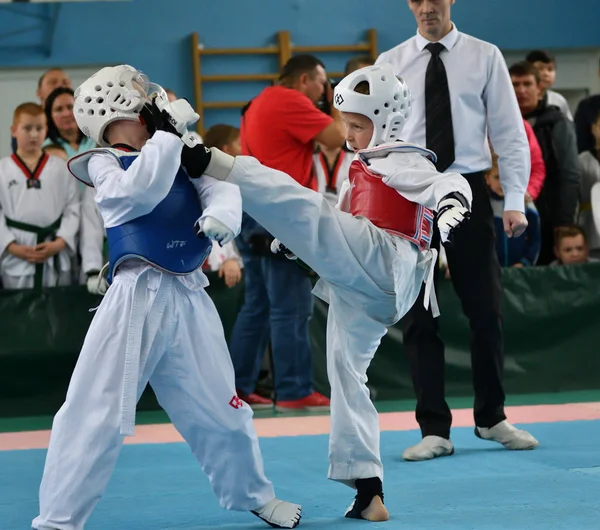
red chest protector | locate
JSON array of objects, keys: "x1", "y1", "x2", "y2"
[{"x1": 349, "y1": 157, "x2": 434, "y2": 250}]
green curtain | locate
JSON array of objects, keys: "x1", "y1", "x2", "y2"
[
  {"x1": 1, "y1": 264, "x2": 599, "y2": 417},
  {"x1": 310, "y1": 263, "x2": 600, "y2": 400}
]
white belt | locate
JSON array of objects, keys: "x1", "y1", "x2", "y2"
[
  {"x1": 120, "y1": 270, "x2": 172, "y2": 436},
  {"x1": 422, "y1": 248, "x2": 440, "y2": 318}
]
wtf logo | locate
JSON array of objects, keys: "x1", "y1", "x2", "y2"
[
  {"x1": 334, "y1": 94, "x2": 344, "y2": 106},
  {"x1": 167, "y1": 240, "x2": 187, "y2": 249}
]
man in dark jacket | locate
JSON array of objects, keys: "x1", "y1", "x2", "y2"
[
  {"x1": 574, "y1": 59, "x2": 600, "y2": 153},
  {"x1": 510, "y1": 61, "x2": 581, "y2": 265}
]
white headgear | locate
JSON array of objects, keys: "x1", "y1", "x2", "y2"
[
  {"x1": 73, "y1": 65, "x2": 166, "y2": 147},
  {"x1": 333, "y1": 63, "x2": 412, "y2": 148}
]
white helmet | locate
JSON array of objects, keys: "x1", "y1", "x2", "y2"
[
  {"x1": 73, "y1": 64, "x2": 166, "y2": 147},
  {"x1": 333, "y1": 63, "x2": 412, "y2": 148}
]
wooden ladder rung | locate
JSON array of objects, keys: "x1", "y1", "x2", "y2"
[
  {"x1": 203, "y1": 101, "x2": 249, "y2": 109},
  {"x1": 293, "y1": 44, "x2": 371, "y2": 53},
  {"x1": 198, "y1": 46, "x2": 278, "y2": 55},
  {"x1": 202, "y1": 73, "x2": 278, "y2": 82},
  {"x1": 191, "y1": 29, "x2": 378, "y2": 134}
]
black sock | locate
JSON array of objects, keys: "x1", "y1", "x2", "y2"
[{"x1": 345, "y1": 477, "x2": 384, "y2": 519}]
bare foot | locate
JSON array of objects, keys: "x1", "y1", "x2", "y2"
[{"x1": 360, "y1": 495, "x2": 389, "y2": 522}]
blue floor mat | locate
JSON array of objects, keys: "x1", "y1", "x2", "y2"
[{"x1": 2, "y1": 420, "x2": 599, "y2": 529}]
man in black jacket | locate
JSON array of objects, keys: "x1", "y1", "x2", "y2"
[
  {"x1": 574, "y1": 58, "x2": 600, "y2": 153},
  {"x1": 510, "y1": 61, "x2": 581, "y2": 265}
]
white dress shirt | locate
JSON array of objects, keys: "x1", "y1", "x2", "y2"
[{"x1": 377, "y1": 25, "x2": 530, "y2": 212}]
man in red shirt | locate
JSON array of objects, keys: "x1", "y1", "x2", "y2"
[
  {"x1": 230, "y1": 55, "x2": 345, "y2": 411},
  {"x1": 241, "y1": 55, "x2": 346, "y2": 188}
]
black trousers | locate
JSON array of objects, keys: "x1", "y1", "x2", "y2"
[
  {"x1": 401, "y1": 171, "x2": 506, "y2": 439},
  {"x1": 536, "y1": 220, "x2": 556, "y2": 266}
]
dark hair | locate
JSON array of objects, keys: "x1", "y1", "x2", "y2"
[
  {"x1": 203, "y1": 124, "x2": 240, "y2": 150},
  {"x1": 555, "y1": 225, "x2": 587, "y2": 246},
  {"x1": 353, "y1": 81, "x2": 370, "y2": 95},
  {"x1": 38, "y1": 68, "x2": 64, "y2": 89},
  {"x1": 278, "y1": 54, "x2": 325, "y2": 84},
  {"x1": 508, "y1": 61, "x2": 541, "y2": 85},
  {"x1": 525, "y1": 50, "x2": 555, "y2": 65},
  {"x1": 44, "y1": 86, "x2": 85, "y2": 146},
  {"x1": 344, "y1": 55, "x2": 374, "y2": 76}
]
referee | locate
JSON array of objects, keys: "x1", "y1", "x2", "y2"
[{"x1": 377, "y1": 0, "x2": 539, "y2": 460}]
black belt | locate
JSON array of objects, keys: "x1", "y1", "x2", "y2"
[{"x1": 5, "y1": 215, "x2": 63, "y2": 291}]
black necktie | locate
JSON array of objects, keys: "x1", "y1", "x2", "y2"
[{"x1": 425, "y1": 42, "x2": 455, "y2": 172}]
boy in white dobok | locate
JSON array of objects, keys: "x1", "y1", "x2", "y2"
[
  {"x1": 195, "y1": 63, "x2": 472, "y2": 521},
  {"x1": 0, "y1": 103, "x2": 79, "y2": 290},
  {"x1": 32, "y1": 65, "x2": 301, "y2": 530}
]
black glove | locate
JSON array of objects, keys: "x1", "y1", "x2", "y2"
[
  {"x1": 181, "y1": 144, "x2": 212, "y2": 178},
  {"x1": 139, "y1": 99, "x2": 180, "y2": 138}
]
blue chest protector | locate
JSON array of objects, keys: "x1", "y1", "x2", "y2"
[{"x1": 106, "y1": 154, "x2": 212, "y2": 282}]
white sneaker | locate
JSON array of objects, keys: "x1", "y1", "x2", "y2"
[
  {"x1": 475, "y1": 420, "x2": 539, "y2": 450},
  {"x1": 402, "y1": 435, "x2": 454, "y2": 461},
  {"x1": 252, "y1": 498, "x2": 302, "y2": 528}
]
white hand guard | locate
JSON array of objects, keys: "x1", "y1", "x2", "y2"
[
  {"x1": 203, "y1": 147, "x2": 236, "y2": 182},
  {"x1": 270, "y1": 238, "x2": 297, "y2": 260},
  {"x1": 86, "y1": 274, "x2": 108, "y2": 296},
  {"x1": 195, "y1": 216, "x2": 234, "y2": 246},
  {"x1": 154, "y1": 95, "x2": 200, "y2": 148},
  {"x1": 436, "y1": 195, "x2": 470, "y2": 245}
]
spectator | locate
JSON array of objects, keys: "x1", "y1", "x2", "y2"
[
  {"x1": 313, "y1": 143, "x2": 353, "y2": 206},
  {"x1": 202, "y1": 124, "x2": 244, "y2": 289},
  {"x1": 551, "y1": 225, "x2": 597, "y2": 265},
  {"x1": 230, "y1": 54, "x2": 345, "y2": 411},
  {"x1": 344, "y1": 55, "x2": 374, "y2": 76},
  {"x1": 485, "y1": 153, "x2": 541, "y2": 267},
  {"x1": 493, "y1": 120, "x2": 546, "y2": 202},
  {"x1": 522, "y1": 119, "x2": 547, "y2": 201},
  {"x1": 526, "y1": 50, "x2": 573, "y2": 120},
  {"x1": 43, "y1": 143, "x2": 68, "y2": 160},
  {"x1": 578, "y1": 109, "x2": 600, "y2": 257},
  {"x1": 203, "y1": 124, "x2": 241, "y2": 158},
  {"x1": 44, "y1": 86, "x2": 100, "y2": 285},
  {"x1": 592, "y1": 183, "x2": 600, "y2": 250},
  {"x1": 44, "y1": 87, "x2": 96, "y2": 159},
  {"x1": 377, "y1": 0, "x2": 537, "y2": 462},
  {"x1": 510, "y1": 61, "x2": 581, "y2": 265},
  {"x1": 37, "y1": 68, "x2": 72, "y2": 108},
  {"x1": 164, "y1": 88, "x2": 178, "y2": 103},
  {"x1": 203, "y1": 242, "x2": 243, "y2": 288},
  {"x1": 10, "y1": 68, "x2": 73, "y2": 155},
  {"x1": 0, "y1": 103, "x2": 79, "y2": 290},
  {"x1": 574, "y1": 58, "x2": 600, "y2": 153}
]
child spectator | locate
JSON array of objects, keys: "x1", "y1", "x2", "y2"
[
  {"x1": 578, "y1": 110, "x2": 600, "y2": 257},
  {"x1": 203, "y1": 124, "x2": 244, "y2": 287},
  {"x1": 485, "y1": 153, "x2": 541, "y2": 266},
  {"x1": 526, "y1": 50, "x2": 573, "y2": 120},
  {"x1": 552, "y1": 225, "x2": 598, "y2": 265},
  {"x1": 0, "y1": 102, "x2": 79, "y2": 290}
]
